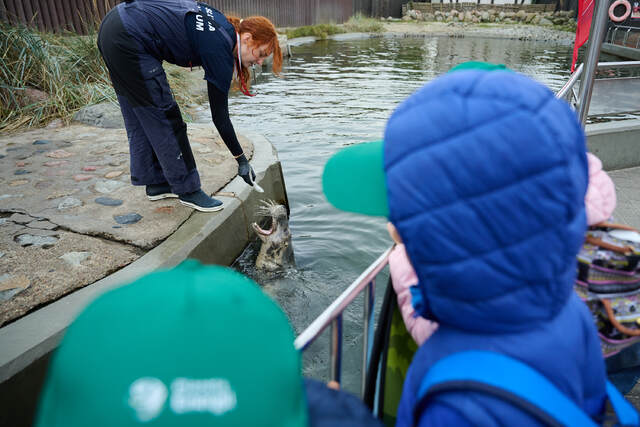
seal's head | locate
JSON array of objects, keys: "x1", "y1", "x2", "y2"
[
  {"x1": 253, "y1": 200, "x2": 289, "y2": 240},
  {"x1": 252, "y1": 200, "x2": 294, "y2": 271}
]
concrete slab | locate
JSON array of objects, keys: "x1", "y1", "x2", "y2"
[
  {"x1": 0, "y1": 130, "x2": 287, "y2": 427},
  {"x1": 0, "y1": 123, "x2": 254, "y2": 327},
  {"x1": 609, "y1": 166, "x2": 640, "y2": 230},
  {"x1": 586, "y1": 119, "x2": 640, "y2": 171}
]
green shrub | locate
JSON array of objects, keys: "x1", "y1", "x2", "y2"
[
  {"x1": 344, "y1": 13, "x2": 384, "y2": 33},
  {"x1": 285, "y1": 23, "x2": 346, "y2": 40},
  {"x1": 0, "y1": 23, "x2": 196, "y2": 131},
  {"x1": 0, "y1": 23, "x2": 114, "y2": 131}
]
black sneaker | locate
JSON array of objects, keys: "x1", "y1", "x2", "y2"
[
  {"x1": 179, "y1": 190, "x2": 224, "y2": 212},
  {"x1": 146, "y1": 183, "x2": 178, "y2": 201}
]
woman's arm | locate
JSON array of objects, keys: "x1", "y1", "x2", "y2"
[
  {"x1": 207, "y1": 81, "x2": 243, "y2": 157},
  {"x1": 207, "y1": 82, "x2": 256, "y2": 185}
]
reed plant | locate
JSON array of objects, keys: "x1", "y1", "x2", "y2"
[
  {"x1": 284, "y1": 23, "x2": 346, "y2": 40},
  {"x1": 343, "y1": 13, "x2": 385, "y2": 33},
  {"x1": 0, "y1": 23, "x2": 114, "y2": 131},
  {"x1": 0, "y1": 23, "x2": 195, "y2": 132},
  {"x1": 283, "y1": 14, "x2": 384, "y2": 41}
]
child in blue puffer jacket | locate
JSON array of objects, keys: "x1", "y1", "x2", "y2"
[{"x1": 322, "y1": 63, "x2": 612, "y2": 425}]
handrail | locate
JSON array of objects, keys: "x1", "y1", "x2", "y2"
[
  {"x1": 556, "y1": 63, "x2": 583, "y2": 101},
  {"x1": 576, "y1": 0, "x2": 611, "y2": 124},
  {"x1": 607, "y1": 25, "x2": 640, "y2": 48},
  {"x1": 556, "y1": 61, "x2": 640, "y2": 106},
  {"x1": 295, "y1": 246, "x2": 393, "y2": 394}
]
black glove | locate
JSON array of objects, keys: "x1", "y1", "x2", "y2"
[{"x1": 236, "y1": 154, "x2": 256, "y2": 186}]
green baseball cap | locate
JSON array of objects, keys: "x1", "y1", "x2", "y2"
[
  {"x1": 323, "y1": 139, "x2": 389, "y2": 217},
  {"x1": 448, "y1": 61, "x2": 510, "y2": 73},
  {"x1": 322, "y1": 62, "x2": 511, "y2": 218},
  {"x1": 35, "y1": 260, "x2": 307, "y2": 427}
]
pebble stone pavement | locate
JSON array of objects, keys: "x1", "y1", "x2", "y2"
[{"x1": 0, "y1": 112, "x2": 254, "y2": 327}]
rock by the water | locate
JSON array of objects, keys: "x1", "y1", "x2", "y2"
[
  {"x1": 95, "y1": 180, "x2": 126, "y2": 194},
  {"x1": 60, "y1": 251, "x2": 91, "y2": 267},
  {"x1": 114, "y1": 213, "x2": 142, "y2": 224},
  {"x1": 9, "y1": 213, "x2": 32, "y2": 224},
  {"x1": 46, "y1": 149, "x2": 73, "y2": 159},
  {"x1": 57, "y1": 197, "x2": 82, "y2": 210},
  {"x1": 73, "y1": 174, "x2": 94, "y2": 182},
  {"x1": 26, "y1": 220, "x2": 57, "y2": 230},
  {"x1": 15, "y1": 234, "x2": 58, "y2": 247},
  {"x1": 43, "y1": 160, "x2": 67, "y2": 167},
  {"x1": 104, "y1": 170, "x2": 123, "y2": 179},
  {"x1": 73, "y1": 102, "x2": 125, "y2": 129},
  {"x1": 0, "y1": 274, "x2": 30, "y2": 302},
  {"x1": 95, "y1": 197, "x2": 123, "y2": 206}
]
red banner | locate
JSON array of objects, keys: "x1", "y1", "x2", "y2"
[{"x1": 572, "y1": 0, "x2": 595, "y2": 72}]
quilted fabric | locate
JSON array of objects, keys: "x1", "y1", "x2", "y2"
[
  {"x1": 383, "y1": 70, "x2": 589, "y2": 333},
  {"x1": 386, "y1": 70, "x2": 607, "y2": 426},
  {"x1": 585, "y1": 152, "x2": 617, "y2": 225}
]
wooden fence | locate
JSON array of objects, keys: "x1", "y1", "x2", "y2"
[{"x1": 0, "y1": 0, "x2": 404, "y2": 34}]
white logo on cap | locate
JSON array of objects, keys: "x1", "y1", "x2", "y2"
[
  {"x1": 128, "y1": 377, "x2": 168, "y2": 422},
  {"x1": 170, "y1": 378, "x2": 237, "y2": 415}
]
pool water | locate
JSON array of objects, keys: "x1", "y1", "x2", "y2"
[{"x1": 197, "y1": 35, "x2": 596, "y2": 394}]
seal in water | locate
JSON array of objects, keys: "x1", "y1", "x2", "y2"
[{"x1": 252, "y1": 200, "x2": 294, "y2": 271}]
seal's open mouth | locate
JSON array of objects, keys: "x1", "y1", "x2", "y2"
[{"x1": 252, "y1": 220, "x2": 273, "y2": 236}]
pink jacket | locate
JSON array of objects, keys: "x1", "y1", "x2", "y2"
[
  {"x1": 585, "y1": 152, "x2": 616, "y2": 226},
  {"x1": 388, "y1": 244, "x2": 438, "y2": 346}
]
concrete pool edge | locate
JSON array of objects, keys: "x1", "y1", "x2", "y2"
[
  {"x1": 587, "y1": 119, "x2": 640, "y2": 171},
  {"x1": 0, "y1": 131, "x2": 288, "y2": 388}
]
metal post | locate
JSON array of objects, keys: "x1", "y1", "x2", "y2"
[
  {"x1": 576, "y1": 0, "x2": 612, "y2": 124},
  {"x1": 361, "y1": 279, "x2": 375, "y2": 395},
  {"x1": 330, "y1": 315, "x2": 343, "y2": 384}
]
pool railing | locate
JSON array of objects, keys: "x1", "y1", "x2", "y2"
[{"x1": 294, "y1": 247, "x2": 392, "y2": 395}]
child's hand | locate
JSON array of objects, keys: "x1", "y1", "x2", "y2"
[{"x1": 327, "y1": 380, "x2": 340, "y2": 390}]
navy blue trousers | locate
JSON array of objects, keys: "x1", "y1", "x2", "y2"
[{"x1": 97, "y1": 6, "x2": 200, "y2": 195}]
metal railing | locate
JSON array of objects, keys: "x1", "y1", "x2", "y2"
[
  {"x1": 294, "y1": 247, "x2": 392, "y2": 395},
  {"x1": 606, "y1": 25, "x2": 640, "y2": 49},
  {"x1": 555, "y1": 60, "x2": 640, "y2": 105},
  {"x1": 555, "y1": 0, "x2": 640, "y2": 124}
]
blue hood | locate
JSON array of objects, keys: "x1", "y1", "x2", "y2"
[{"x1": 384, "y1": 70, "x2": 588, "y2": 333}]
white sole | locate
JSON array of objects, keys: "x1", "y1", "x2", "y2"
[
  {"x1": 179, "y1": 199, "x2": 224, "y2": 212},
  {"x1": 147, "y1": 193, "x2": 179, "y2": 201}
]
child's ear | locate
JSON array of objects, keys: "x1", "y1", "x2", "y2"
[{"x1": 387, "y1": 222, "x2": 403, "y2": 244}]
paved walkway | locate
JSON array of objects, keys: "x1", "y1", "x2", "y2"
[
  {"x1": 609, "y1": 166, "x2": 640, "y2": 231},
  {"x1": 0, "y1": 122, "x2": 254, "y2": 327}
]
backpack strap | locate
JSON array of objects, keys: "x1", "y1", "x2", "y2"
[{"x1": 413, "y1": 351, "x2": 639, "y2": 427}]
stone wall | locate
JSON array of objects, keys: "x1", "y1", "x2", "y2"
[
  {"x1": 402, "y1": 2, "x2": 574, "y2": 26},
  {"x1": 402, "y1": 2, "x2": 556, "y2": 14}
]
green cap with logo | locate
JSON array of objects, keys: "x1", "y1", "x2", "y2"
[{"x1": 35, "y1": 260, "x2": 307, "y2": 427}]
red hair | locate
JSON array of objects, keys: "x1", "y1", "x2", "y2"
[{"x1": 226, "y1": 15, "x2": 283, "y2": 93}]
